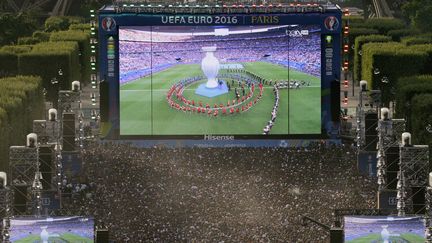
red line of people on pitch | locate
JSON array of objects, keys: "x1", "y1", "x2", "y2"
[{"x1": 166, "y1": 82, "x2": 264, "y2": 117}]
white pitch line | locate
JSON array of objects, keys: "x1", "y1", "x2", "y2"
[{"x1": 120, "y1": 86, "x2": 321, "y2": 92}]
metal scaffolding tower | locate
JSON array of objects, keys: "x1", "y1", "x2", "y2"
[
  {"x1": 9, "y1": 146, "x2": 38, "y2": 215},
  {"x1": 356, "y1": 82, "x2": 381, "y2": 150},
  {"x1": 398, "y1": 145, "x2": 429, "y2": 214},
  {"x1": 376, "y1": 118, "x2": 405, "y2": 190},
  {"x1": 33, "y1": 119, "x2": 60, "y2": 145},
  {"x1": 58, "y1": 89, "x2": 83, "y2": 150}
]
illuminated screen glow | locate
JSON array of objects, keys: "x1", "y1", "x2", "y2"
[
  {"x1": 119, "y1": 25, "x2": 321, "y2": 135},
  {"x1": 344, "y1": 216, "x2": 425, "y2": 243},
  {"x1": 10, "y1": 216, "x2": 94, "y2": 242}
]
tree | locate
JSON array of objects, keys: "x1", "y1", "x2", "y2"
[
  {"x1": 402, "y1": 0, "x2": 432, "y2": 32},
  {"x1": 413, "y1": 5, "x2": 432, "y2": 32},
  {"x1": 0, "y1": 13, "x2": 37, "y2": 45}
]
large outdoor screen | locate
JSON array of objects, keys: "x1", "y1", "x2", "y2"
[
  {"x1": 344, "y1": 216, "x2": 425, "y2": 243},
  {"x1": 9, "y1": 216, "x2": 94, "y2": 242},
  {"x1": 119, "y1": 25, "x2": 321, "y2": 136}
]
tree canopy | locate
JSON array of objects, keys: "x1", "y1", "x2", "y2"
[
  {"x1": 402, "y1": 0, "x2": 432, "y2": 32},
  {"x1": 0, "y1": 13, "x2": 37, "y2": 45}
]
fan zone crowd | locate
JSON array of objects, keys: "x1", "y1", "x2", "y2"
[{"x1": 60, "y1": 142, "x2": 377, "y2": 242}]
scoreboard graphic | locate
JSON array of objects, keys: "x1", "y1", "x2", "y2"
[{"x1": 98, "y1": 4, "x2": 342, "y2": 142}]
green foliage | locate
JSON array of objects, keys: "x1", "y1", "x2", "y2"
[
  {"x1": 387, "y1": 28, "x2": 420, "y2": 41},
  {"x1": 401, "y1": 35, "x2": 432, "y2": 46},
  {"x1": 354, "y1": 35, "x2": 391, "y2": 82},
  {"x1": 362, "y1": 42, "x2": 427, "y2": 104},
  {"x1": 0, "y1": 51, "x2": 18, "y2": 77},
  {"x1": 44, "y1": 16, "x2": 85, "y2": 32},
  {"x1": 365, "y1": 18, "x2": 406, "y2": 34},
  {"x1": 45, "y1": 16, "x2": 70, "y2": 32},
  {"x1": 349, "y1": 28, "x2": 380, "y2": 45},
  {"x1": 69, "y1": 23, "x2": 91, "y2": 31},
  {"x1": 343, "y1": 16, "x2": 365, "y2": 24},
  {"x1": 0, "y1": 76, "x2": 44, "y2": 171},
  {"x1": 410, "y1": 93, "x2": 432, "y2": 147},
  {"x1": 18, "y1": 41, "x2": 80, "y2": 103},
  {"x1": 17, "y1": 37, "x2": 40, "y2": 45},
  {"x1": 50, "y1": 30, "x2": 89, "y2": 43},
  {"x1": 65, "y1": 16, "x2": 85, "y2": 25},
  {"x1": 32, "y1": 31, "x2": 51, "y2": 42},
  {"x1": 346, "y1": 28, "x2": 380, "y2": 70},
  {"x1": 50, "y1": 30, "x2": 91, "y2": 83},
  {"x1": 0, "y1": 45, "x2": 31, "y2": 77},
  {"x1": 395, "y1": 75, "x2": 432, "y2": 117},
  {"x1": 0, "y1": 45, "x2": 32, "y2": 54},
  {"x1": 350, "y1": 18, "x2": 406, "y2": 34},
  {"x1": 402, "y1": 0, "x2": 432, "y2": 32},
  {"x1": 349, "y1": 22, "x2": 369, "y2": 29},
  {"x1": 413, "y1": 5, "x2": 432, "y2": 32},
  {"x1": 409, "y1": 44, "x2": 432, "y2": 74},
  {"x1": 0, "y1": 13, "x2": 37, "y2": 45}
]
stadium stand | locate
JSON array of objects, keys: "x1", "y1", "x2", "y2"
[{"x1": 119, "y1": 27, "x2": 320, "y2": 84}]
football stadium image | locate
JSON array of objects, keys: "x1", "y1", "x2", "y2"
[
  {"x1": 119, "y1": 25, "x2": 321, "y2": 135},
  {"x1": 9, "y1": 217, "x2": 94, "y2": 243},
  {"x1": 344, "y1": 216, "x2": 425, "y2": 243}
]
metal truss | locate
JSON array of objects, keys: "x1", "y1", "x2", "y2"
[
  {"x1": 400, "y1": 146, "x2": 429, "y2": 187},
  {"x1": 356, "y1": 89, "x2": 381, "y2": 150},
  {"x1": 0, "y1": 187, "x2": 11, "y2": 219},
  {"x1": 9, "y1": 146, "x2": 38, "y2": 215},
  {"x1": 381, "y1": 147, "x2": 399, "y2": 190},
  {"x1": 398, "y1": 145, "x2": 429, "y2": 214},
  {"x1": 376, "y1": 119, "x2": 406, "y2": 189},
  {"x1": 33, "y1": 120, "x2": 60, "y2": 145},
  {"x1": 58, "y1": 91, "x2": 81, "y2": 118},
  {"x1": 377, "y1": 119, "x2": 405, "y2": 150},
  {"x1": 58, "y1": 90, "x2": 83, "y2": 151},
  {"x1": 38, "y1": 144, "x2": 59, "y2": 191},
  {"x1": 9, "y1": 146, "x2": 38, "y2": 186}
]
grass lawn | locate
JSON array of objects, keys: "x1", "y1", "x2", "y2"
[{"x1": 120, "y1": 61, "x2": 320, "y2": 135}]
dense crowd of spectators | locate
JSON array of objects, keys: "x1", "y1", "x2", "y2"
[
  {"x1": 62, "y1": 142, "x2": 377, "y2": 242},
  {"x1": 119, "y1": 27, "x2": 320, "y2": 83}
]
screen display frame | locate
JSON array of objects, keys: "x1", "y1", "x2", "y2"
[
  {"x1": 343, "y1": 215, "x2": 426, "y2": 242},
  {"x1": 98, "y1": 8, "x2": 342, "y2": 140},
  {"x1": 8, "y1": 216, "x2": 95, "y2": 242}
]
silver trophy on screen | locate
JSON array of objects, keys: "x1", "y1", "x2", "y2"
[{"x1": 201, "y1": 46, "x2": 220, "y2": 88}]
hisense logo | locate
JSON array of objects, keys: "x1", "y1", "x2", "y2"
[{"x1": 204, "y1": 135, "x2": 235, "y2": 140}]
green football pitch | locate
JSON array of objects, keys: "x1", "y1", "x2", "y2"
[
  {"x1": 13, "y1": 233, "x2": 93, "y2": 243},
  {"x1": 345, "y1": 233, "x2": 424, "y2": 243},
  {"x1": 120, "y1": 61, "x2": 321, "y2": 135}
]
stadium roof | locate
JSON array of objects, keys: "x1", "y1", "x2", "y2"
[
  {"x1": 125, "y1": 25, "x2": 288, "y2": 34},
  {"x1": 100, "y1": 2, "x2": 341, "y2": 14}
]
